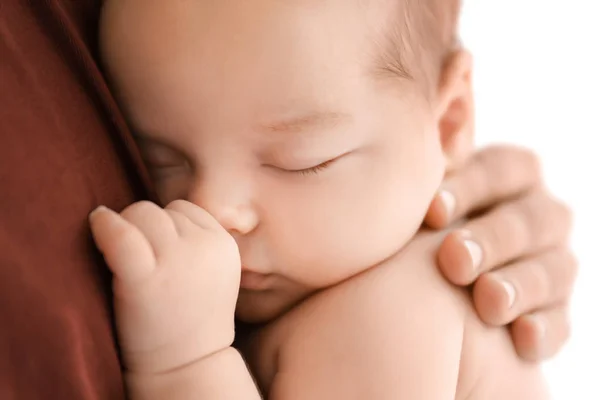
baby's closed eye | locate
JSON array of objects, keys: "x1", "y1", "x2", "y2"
[{"x1": 267, "y1": 153, "x2": 349, "y2": 177}]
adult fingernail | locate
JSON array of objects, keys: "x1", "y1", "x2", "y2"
[
  {"x1": 528, "y1": 315, "x2": 547, "y2": 356},
  {"x1": 463, "y1": 239, "x2": 483, "y2": 271},
  {"x1": 439, "y1": 190, "x2": 456, "y2": 220},
  {"x1": 500, "y1": 280, "x2": 517, "y2": 309}
]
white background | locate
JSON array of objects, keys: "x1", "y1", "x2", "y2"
[{"x1": 461, "y1": 1, "x2": 600, "y2": 398}]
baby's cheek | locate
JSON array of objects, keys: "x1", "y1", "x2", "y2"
[
  {"x1": 335, "y1": 166, "x2": 440, "y2": 271},
  {"x1": 271, "y1": 189, "x2": 419, "y2": 288},
  {"x1": 265, "y1": 149, "x2": 442, "y2": 288}
]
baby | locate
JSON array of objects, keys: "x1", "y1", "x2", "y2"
[{"x1": 91, "y1": 0, "x2": 550, "y2": 398}]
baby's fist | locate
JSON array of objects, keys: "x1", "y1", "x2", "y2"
[{"x1": 90, "y1": 200, "x2": 241, "y2": 374}]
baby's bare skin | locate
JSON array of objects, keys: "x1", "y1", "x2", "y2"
[
  {"x1": 90, "y1": 0, "x2": 572, "y2": 398},
  {"x1": 91, "y1": 202, "x2": 549, "y2": 398},
  {"x1": 246, "y1": 231, "x2": 549, "y2": 399}
]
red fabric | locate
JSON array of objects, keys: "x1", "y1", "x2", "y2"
[{"x1": 1, "y1": 1, "x2": 152, "y2": 398}]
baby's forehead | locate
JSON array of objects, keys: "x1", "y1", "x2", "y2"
[
  {"x1": 100, "y1": 0, "x2": 396, "y2": 80},
  {"x1": 100, "y1": 0, "x2": 448, "y2": 124},
  {"x1": 101, "y1": 0, "x2": 396, "y2": 39},
  {"x1": 100, "y1": 0, "x2": 406, "y2": 83}
]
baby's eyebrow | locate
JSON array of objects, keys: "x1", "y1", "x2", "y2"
[{"x1": 260, "y1": 111, "x2": 352, "y2": 134}]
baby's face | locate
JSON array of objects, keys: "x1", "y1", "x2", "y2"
[{"x1": 101, "y1": 0, "x2": 446, "y2": 322}]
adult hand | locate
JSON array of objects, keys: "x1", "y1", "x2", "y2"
[{"x1": 425, "y1": 145, "x2": 577, "y2": 361}]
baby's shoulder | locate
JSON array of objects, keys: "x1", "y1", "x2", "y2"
[
  {"x1": 262, "y1": 232, "x2": 474, "y2": 398},
  {"x1": 251, "y1": 232, "x2": 548, "y2": 398}
]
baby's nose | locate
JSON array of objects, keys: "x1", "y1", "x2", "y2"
[{"x1": 188, "y1": 175, "x2": 259, "y2": 236}]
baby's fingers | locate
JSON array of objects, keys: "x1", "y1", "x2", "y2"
[{"x1": 89, "y1": 206, "x2": 156, "y2": 282}]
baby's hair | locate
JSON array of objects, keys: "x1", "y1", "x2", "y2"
[{"x1": 375, "y1": 0, "x2": 462, "y2": 95}]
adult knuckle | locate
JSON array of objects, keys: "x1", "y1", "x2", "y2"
[
  {"x1": 518, "y1": 192, "x2": 557, "y2": 243},
  {"x1": 462, "y1": 158, "x2": 492, "y2": 202},
  {"x1": 555, "y1": 198, "x2": 573, "y2": 225},
  {"x1": 476, "y1": 148, "x2": 518, "y2": 198},
  {"x1": 532, "y1": 261, "x2": 553, "y2": 305},
  {"x1": 563, "y1": 249, "x2": 580, "y2": 285},
  {"x1": 486, "y1": 145, "x2": 542, "y2": 187},
  {"x1": 539, "y1": 248, "x2": 577, "y2": 299},
  {"x1": 517, "y1": 147, "x2": 542, "y2": 179},
  {"x1": 478, "y1": 144, "x2": 510, "y2": 161},
  {"x1": 479, "y1": 144, "x2": 526, "y2": 165},
  {"x1": 546, "y1": 195, "x2": 573, "y2": 238},
  {"x1": 505, "y1": 204, "x2": 534, "y2": 250}
]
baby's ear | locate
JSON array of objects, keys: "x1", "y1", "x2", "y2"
[{"x1": 435, "y1": 49, "x2": 475, "y2": 172}]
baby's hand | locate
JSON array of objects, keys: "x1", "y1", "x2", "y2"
[{"x1": 89, "y1": 200, "x2": 241, "y2": 374}]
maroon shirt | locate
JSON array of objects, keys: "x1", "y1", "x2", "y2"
[{"x1": 1, "y1": 1, "x2": 152, "y2": 398}]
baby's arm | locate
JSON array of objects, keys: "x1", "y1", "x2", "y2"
[
  {"x1": 125, "y1": 347, "x2": 259, "y2": 400},
  {"x1": 89, "y1": 200, "x2": 261, "y2": 400}
]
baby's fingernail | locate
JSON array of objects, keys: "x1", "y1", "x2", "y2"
[
  {"x1": 89, "y1": 205, "x2": 108, "y2": 218},
  {"x1": 500, "y1": 280, "x2": 517, "y2": 309},
  {"x1": 463, "y1": 239, "x2": 483, "y2": 271},
  {"x1": 439, "y1": 190, "x2": 456, "y2": 220}
]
